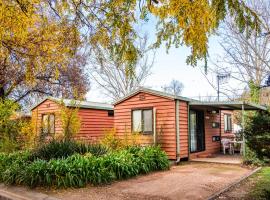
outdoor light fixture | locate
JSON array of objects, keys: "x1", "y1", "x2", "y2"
[{"x1": 212, "y1": 122, "x2": 220, "y2": 128}]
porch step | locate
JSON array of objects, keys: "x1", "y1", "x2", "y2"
[{"x1": 196, "y1": 154, "x2": 214, "y2": 158}]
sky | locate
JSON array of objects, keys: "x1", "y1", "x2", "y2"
[{"x1": 86, "y1": 16, "x2": 234, "y2": 103}]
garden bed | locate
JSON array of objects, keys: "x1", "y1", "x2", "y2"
[{"x1": 0, "y1": 140, "x2": 170, "y2": 188}]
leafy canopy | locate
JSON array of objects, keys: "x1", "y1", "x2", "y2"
[
  {"x1": 0, "y1": 0, "x2": 82, "y2": 101},
  {"x1": 47, "y1": 0, "x2": 261, "y2": 69},
  {"x1": 1, "y1": 0, "x2": 261, "y2": 83}
]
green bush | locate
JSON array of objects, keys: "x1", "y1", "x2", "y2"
[
  {"x1": 29, "y1": 140, "x2": 108, "y2": 161},
  {"x1": 0, "y1": 151, "x2": 30, "y2": 183},
  {"x1": 243, "y1": 147, "x2": 266, "y2": 166},
  {"x1": 244, "y1": 111, "x2": 270, "y2": 162},
  {"x1": 0, "y1": 146, "x2": 169, "y2": 188}
]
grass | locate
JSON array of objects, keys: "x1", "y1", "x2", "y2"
[{"x1": 248, "y1": 167, "x2": 270, "y2": 200}]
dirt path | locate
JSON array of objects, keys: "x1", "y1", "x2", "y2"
[{"x1": 41, "y1": 162, "x2": 252, "y2": 200}]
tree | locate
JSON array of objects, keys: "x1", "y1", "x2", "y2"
[
  {"x1": 1, "y1": 0, "x2": 263, "y2": 105},
  {"x1": 244, "y1": 111, "x2": 270, "y2": 161},
  {"x1": 0, "y1": 0, "x2": 89, "y2": 105},
  {"x1": 209, "y1": 0, "x2": 270, "y2": 101},
  {"x1": 43, "y1": 0, "x2": 261, "y2": 69},
  {"x1": 89, "y1": 36, "x2": 154, "y2": 101},
  {"x1": 162, "y1": 80, "x2": 184, "y2": 96}
]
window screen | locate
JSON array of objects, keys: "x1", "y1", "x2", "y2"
[
  {"x1": 49, "y1": 114, "x2": 55, "y2": 134},
  {"x1": 42, "y1": 114, "x2": 55, "y2": 135},
  {"x1": 224, "y1": 114, "x2": 232, "y2": 132},
  {"x1": 42, "y1": 114, "x2": 49, "y2": 134},
  {"x1": 132, "y1": 109, "x2": 153, "y2": 134},
  {"x1": 132, "y1": 110, "x2": 142, "y2": 132},
  {"x1": 143, "y1": 110, "x2": 153, "y2": 132}
]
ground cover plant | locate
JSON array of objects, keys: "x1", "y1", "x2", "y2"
[{"x1": 0, "y1": 140, "x2": 170, "y2": 188}]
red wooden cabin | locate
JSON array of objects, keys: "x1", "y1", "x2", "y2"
[
  {"x1": 31, "y1": 97, "x2": 114, "y2": 143},
  {"x1": 114, "y1": 87, "x2": 266, "y2": 160}
]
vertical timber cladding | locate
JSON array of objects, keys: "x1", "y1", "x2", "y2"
[{"x1": 114, "y1": 91, "x2": 190, "y2": 160}]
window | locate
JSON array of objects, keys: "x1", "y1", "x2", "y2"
[
  {"x1": 42, "y1": 114, "x2": 55, "y2": 135},
  {"x1": 224, "y1": 114, "x2": 232, "y2": 132},
  {"x1": 108, "y1": 110, "x2": 114, "y2": 117},
  {"x1": 132, "y1": 109, "x2": 153, "y2": 134}
]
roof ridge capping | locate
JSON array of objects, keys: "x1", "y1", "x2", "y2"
[
  {"x1": 113, "y1": 87, "x2": 197, "y2": 105},
  {"x1": 31, "y1": 96, "x2": 113, "y2": 111}
]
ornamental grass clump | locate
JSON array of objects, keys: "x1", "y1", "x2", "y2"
[
  {"x1": 29, "y1": 140, "x2": 108, "y2": 161},
  {"x1": 0, "y1": 145, "x2": 169, "y2": 188}
]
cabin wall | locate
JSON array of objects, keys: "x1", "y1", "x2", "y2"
[
  {"x1": 31, "y1": 99, "x2": 114, "y2": 142},
  {"x1": 32, "y1": 99, "x2": 63, "y2": 137},
  {"x1": 76, "y1": 108, "x2": 114, "y2": 142},
  {"x1": 179, "y1": 101, "x2": 189, "y2": 159},
  {"x1": 114, "y1": 92, "x2": 178, "y2": 160}
]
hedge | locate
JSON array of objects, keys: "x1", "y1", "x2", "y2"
[{"x1": 0, "y1": 146, "x2": 169, "y2": 188}]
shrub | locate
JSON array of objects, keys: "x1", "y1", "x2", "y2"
[
  {"x1": 0, "y1": 151, "x2": 30, "y2": 183},
  {"x1": 100, "y1": 128, "x2": 124, "y2": 150},
  {"x1": 243, "y1": 147, "x2": 266, "y2": 166},
  {"x1": 29, "y1": 140, "x2": 108, "y2": 161},
  {"x1": 244, "y1": 111, "x2": 270, "y2": 162},
  {"x1": 0, "y1": 99, "x2": 21, "y2": 153},
  {"x1": 0, "y1": 146, "x2": 170, "y2": 188}
]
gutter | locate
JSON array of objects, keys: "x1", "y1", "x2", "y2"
[{"x1": 176, "y1": 99, "x2": 180, "y2": 164}]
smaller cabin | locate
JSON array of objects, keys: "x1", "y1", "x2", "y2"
[{"x1": 31, "y1": 97, "x2": 114, "y2": 142}]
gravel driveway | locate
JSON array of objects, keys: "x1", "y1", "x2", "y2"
[{"x1": 44, "y1": 162, "x2": 252, "y2": 200}]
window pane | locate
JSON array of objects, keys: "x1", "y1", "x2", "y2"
[
  {"x1": 49, "y1": 114, "x2": 55, "y2": 134},
  {"x1": 228, "y1": 115, "x2": 232, "y2": 131},
  {"x1": 224, "y1": 114, "x2": 227, "y2": 131},
  {"x1": 42, "y1": 115, "x2": 48, "y2": 134},
  {"x1": 143, "y1": 110, "x2": 153, "y2": 132},
  {"x1": 132, "y1": 110, "x2": 142, "y2": 132}
]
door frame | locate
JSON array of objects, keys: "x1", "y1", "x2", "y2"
[{"x1": 189, "y1": 109, "x2": 205, "y2": 153}]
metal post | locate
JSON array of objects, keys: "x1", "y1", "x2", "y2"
[
  {"x1": 242, "y1": 103, "x2": 245, "y2": 156},
  {"x1": 153, "y1": 108, "x2": 157, "y2": 145}
]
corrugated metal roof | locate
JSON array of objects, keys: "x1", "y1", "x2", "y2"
[
  {"x1": 189, "y1": 101, "x2": 267, "y2": 111},
  {"x1": 113, "y1": 87, "x2": 197, "y2": 105},
  {"x1": 31, "y1": 97, "x2": 113, "y2": 111}
]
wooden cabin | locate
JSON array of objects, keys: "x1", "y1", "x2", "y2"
[
  {"x1": 114, "y1": 87, "x2": 266, "y2": 160},
  {"x1": 31, "y1": 97, "x2": 114, "y2": 142}
]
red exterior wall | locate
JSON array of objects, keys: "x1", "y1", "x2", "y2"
[
  {"x1": 114, "y1": 92, "x2": 181, "y2": 160},
  {"x1": 76, "y1": 108, "x2": 114, "y2": 142},
  {"x1": 179, "y1": 101, "x2": 189, "y2": 158},
  {"x1": 190, "y1": 109, "x2": 234, "y2": 158},
  {"x1": 32, "y1": 99, "x2": 63, "y2": 136},
  {"x1": 32, "y1": 99, "x2": 114, "y2": 142}
]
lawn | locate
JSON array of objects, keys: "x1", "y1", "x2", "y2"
[
  {"x1": 248, "y1": 167, "x2": 270, "y2": 200},
  {"x1": 216, "y1": 166, "x2": 270, "y2": 200}
]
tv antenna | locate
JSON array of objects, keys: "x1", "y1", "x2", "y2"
[{"x1": 217, "y1": 72, "x2": 230, "y2": 101}]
